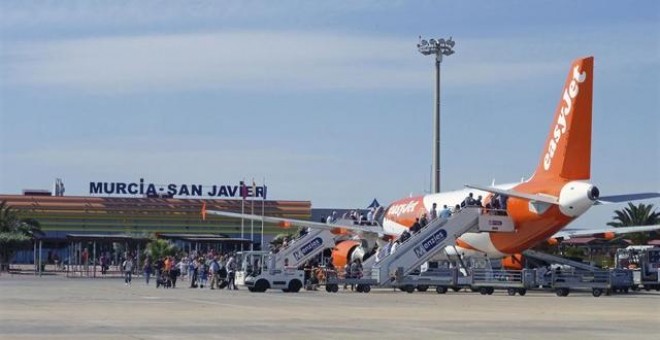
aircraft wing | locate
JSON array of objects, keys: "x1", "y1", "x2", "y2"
[
  {"x1": 205, "y1": 210, "x2": 393, "y2": 235},
  {"x1": 465, "y1": 184, "x2": 559, "y2": 204},
  {"x1": 466, "y1": 184, "x2": 660, "y2": 206},
  {"x1": 553, "y1": 225, "x2": 660, "y2": 239}
]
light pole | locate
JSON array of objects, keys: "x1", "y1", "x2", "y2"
[{"x1": 417, "y1": 36, "x2": 455, "y2": 193}]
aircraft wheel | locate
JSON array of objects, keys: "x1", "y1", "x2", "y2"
[
  {"x1": 623, "y1": 287, "x2": 629, "y2": 294},
  {"x1": 417, "y1": 285, "x2": 429, "y2": 292},
  {"x1": 518, "y1": 288, "x2": 527, "y2": 296},
  {"x1": 330, "y1": 284, "x2": 339, "y2": 293},
  {"x1": 507, "y1": 288, "x2": 517, "y2": 296},
  {"x1": 436, "y1": 286, "x2": 448, "y2": 294},
  {"x1": 404, "y1": 285, "x2": 415, "y2": 293},
  {"x1": 356, "y1": 284, "x2": 364, "y2": 293},
  {"x1": 487, "y1": 287, "x2": 494, "y2": 295},
  {"x1": 592, "y1": 288, "x2": 603, "y2": 297},
  {"x1": 325, "y1": 285, "x2": 332, "y2": 293},
  {"x1": 479, "y1": 287, "x2": 489, "y2": 295},
  {"x1": 362, "y1": 285, "x2": 371, "y2": 293}
]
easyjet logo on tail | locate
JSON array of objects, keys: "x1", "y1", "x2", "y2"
[{"x1": 543, "y1": 65, "x2": 587, "y2": 171}]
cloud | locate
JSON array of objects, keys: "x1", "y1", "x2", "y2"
[{"x1": 2, "y1": 30, "x2": 573, "y2": 95}]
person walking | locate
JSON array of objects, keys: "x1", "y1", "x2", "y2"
[
  {"x1": 122, "y1": 256, "x2": 134, "y2": 286},
  {"x1": 143, "y1": 257, "x2": 153, "y2": 285}
]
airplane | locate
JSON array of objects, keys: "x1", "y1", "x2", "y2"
[{"x1": 206, "y1": 56, "x2": 660, "y2": 270}]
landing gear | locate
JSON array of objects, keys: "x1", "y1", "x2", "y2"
[
  {"x1": 416, "y1": 285, "x2": 429, "y2": 292},
  {"x1": 436, "y1": 286, "x2": 448, "y2": 294},
  {"x1": 592, "y1": 288, "x2": 603, "y2": 297},
  {"x1": 404, "y1": 285, "x2": 415, "y2": 293},
  {"x1": 555, "y1": 288, "x2": 570, "y2": 297}
]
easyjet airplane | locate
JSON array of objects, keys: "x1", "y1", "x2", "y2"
[{"x1": 207, "y1": 56, "x2": 660, "y2": 269}]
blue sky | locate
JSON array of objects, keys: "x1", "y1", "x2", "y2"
[{"x1": 1, "y1": 0, "x2": 658, "y2": 229}]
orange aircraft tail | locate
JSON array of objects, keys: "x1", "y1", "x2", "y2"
[{"x1": 533, "y1": 56, "x2": 594, "y2": 182}]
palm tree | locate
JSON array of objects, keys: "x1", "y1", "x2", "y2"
[
  {"x1": 0, "y1": 201, "x2": 43, "y2": 271},
  {"x1": 607, "y1": 202, "x2": 660, "y2": 244},
  {"x1": 145, "y1": 239, "x2": 178, "y2": 261}
]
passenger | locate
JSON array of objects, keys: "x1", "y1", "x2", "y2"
[
  {"x1": 226, "y1": 254, "x2": 238, "y2": 290},
  {"x1": 154, "y1": 257, "x2": 164, "y2": 281},
  {"x1": 439, "y1": 205, "x2": 452, "y2": 219},
  {"x1": 390, "y1": 240, "x2": 400, "y2": 255},
  {"x1": 169, "y1": 262, "x2": 180, "y2": 288},
  {"x1": 498, "y1": 195, "x2": 508, "y2": 212},
  {"x1": 461, "y1": 192, "x2": 475, "y2": 207},
  {"x1": 367, "y1": 208, "x2": 374, "y2": 225},
  {"x1": 454, "y1": 204, "x2": 461, "y2": 213},
  {"x1": 410, "y1": 218, "x2": 422, "y2": 234},
  {"x1": 100, "y1": 254, "x2": 108, "y2": 275},
  {"x1": 348, "y1": 259, "x2": 362, "y2": 291},
  {"x1": 197, "y1": 258, "x2": 207, "y2": 289},
  {"x1": 491, "y1": 196, "x2": 501, "y2": 211},
  {"x1": 327, "y1": 211, "x2": 337, "y2": 224},
  {"x1": 209, "y1": 256, "x2": 220, "y2": 290},
  {"x1": 476, "y1": 195, "x2": 483, "y2": 207},
  {"x1": 320, "y1": 215, "x2": 326, "y2": 223},
  {"x1": 143, "y1": 257, "x2": 153, "y2": 285},
  {"x1": 178, "y1": 257, "x2": 188, "y2": 281},
  {"x1": 400, "y1": 230, "x2": 411, "y2": 242},
  {"x1": 430, "y1": 203, "x2": 438, "y2": 220},
  {"x1": 189, "y1": 258, "x2": 199, "y2": 288},
  {"x1": 122, "y1": 256, "x2": 134, "y2": 286},
  {"x1": 419, "y1": 213, "x2": 428, "y2": 228},
  {"x1": 187, "y1": 259, "x2": 195, "y2": 285},
  {"x1": 484, "y1": 202, "x2": 493, "y2": 215}
]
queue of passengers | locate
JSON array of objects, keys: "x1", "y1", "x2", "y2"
[
  {"x1": 321, "y1": 208, "x2": 381, "y2": 226},
  {"x1": 128, "y1": 251, "x2": 239, "y2": 290}
]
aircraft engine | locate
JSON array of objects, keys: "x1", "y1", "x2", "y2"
[
  {"x1": 558, "y1": 181, "x2": 599, "y2": 217},
  {"x1": 331, "y1": 240, "x2": 364, "y2": 269}
]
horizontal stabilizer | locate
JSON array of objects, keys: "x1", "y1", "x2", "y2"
[
  {"x1": 465, "y1": 184, "x2": 559, "y2": 205},
  {"x1": 597, "y1": 193, "x2": 660, "y2": 205},
  {"x1": 554, "y1": 225, "x2": 660, "y2": 239}
]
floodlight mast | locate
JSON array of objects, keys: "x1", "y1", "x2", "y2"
[{"x1": 417, "y1": 36, "x2": 455, "y2": 193}]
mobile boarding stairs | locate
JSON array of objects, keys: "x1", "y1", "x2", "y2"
[
  {"x1": 244, "y1": 227, "x2": 337, "y2": 293},
  {"x1": 325, "y1": 207, "x2": 516, "y2": 293}
]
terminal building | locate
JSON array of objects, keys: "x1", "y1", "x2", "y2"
[
  {"x1": 0, "y1": 188, "x2": 311, "y2": 264},
  {"x1": 0, "y1": 179, "x2": 379, "y2": 266}
]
